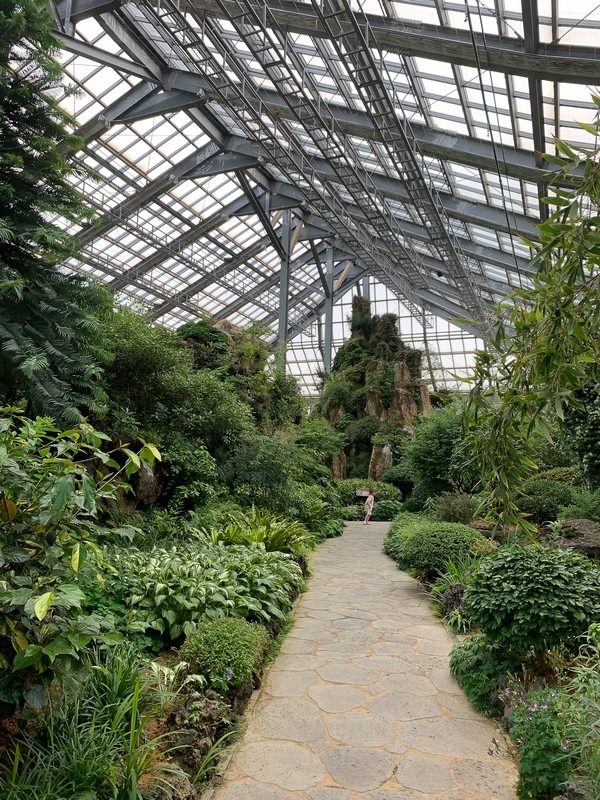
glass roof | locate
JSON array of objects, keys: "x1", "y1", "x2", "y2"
[{"x1": 49, "y1": 0, "x2": 600, "y2": 393}]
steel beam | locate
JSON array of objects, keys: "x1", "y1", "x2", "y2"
[
  {"x1": 55, "y1": 0, "x2": 119, "y2": 23},
  {"x1": 278, "y1": 210, "x2": 293, "y2": 353},
  {"x1": 323, "y1": 246, "x2": 334, "y2": 373},
  {"x1": 191, "y1": 0, "x2": 600, "y2": 84}
]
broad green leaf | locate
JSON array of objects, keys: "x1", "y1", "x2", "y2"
[
  {"x1": 34, "y1": 591, "x2": 55, "y2": 621},
  {"x1": 122, "y1": 448, "x2": 140, "y2": 469},
  {"x1": 23, "y1": 684, "x2": 46, "y2": 709},
  {"x1": 13, "y1": 645, "x2": 43, "y2": 670},
  {"x1": 71, "y1": 543, "x2": 80, "y2": 573},
  {"x1": 81, "y1": 472, "x2": 96, "y2": 515},
  {"x1": 50, "y1": 474, "x2": 75, "y2": 515},
  {"x1": 42, "y1": 637, "x2": 76, "y2": 660}
]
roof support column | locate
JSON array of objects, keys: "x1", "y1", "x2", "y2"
[
  {"x1": 362, "y1": 275, "x2": 370, "y2": 301},
  {"x1": 278, "y1": 209, "x2": 292, "y2": 358},
  {"x1": 323, "y1": 245, "x2": 334, "y2": 374}
]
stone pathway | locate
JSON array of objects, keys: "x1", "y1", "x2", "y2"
[{"x1": 211, "y1": 522, "x2": 518, "y2": 800}]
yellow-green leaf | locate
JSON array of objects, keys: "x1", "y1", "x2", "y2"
[
  {"x1": 34, "y1": 592, "x2": 55, "y2": 621},
  {"x1": 71, "y1": 543, "x2": 80, "y2": 573}
]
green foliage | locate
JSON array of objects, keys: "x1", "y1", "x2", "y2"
[
  {"x1": 465, "y1": 546, "x2": 600, "y2": 658},
  {"x1": 426, "y1": 492, "x2": 478, "y2": 524},
  {"x1": 402, "y1": 478, "x2": 453, "y2": 512},
  {"x1": 449, "y1": 634, "x2": 517, "y2": 716},
  {"x1": 318, "y1": 519, "x2": 344, "y2": 538},
  {"x1": 333, "y1": 479, "x2": 401, "y2": 506},
  {"x1": 370, "y1": 500, "x2": 404, "y2": 521},
  {"x1": 538, "y1": 466, "x2": 581, "y2": 485},
  {"x1": 518, "y1": 478, "x2": 574, "y2": 523},
  {"x1": 205, "y1": 507, "x2": 313, "y2": 555},
  {"x1": 400, "y1": 521, "x2": 492, "y2": 580},
  {"x1": 401, "y1": 407, "x2": 466, "y2": 487},
  {"x1": 558, "y1": 488, "x2": 600, "y2": 521},
  {"x1": 383, "y1": 512, "x2": 431, "y2": 566},
  {"x1": 379, "y1": 464, "x2": 414, "y2": 494},
  {"x1": 162, "y1": 434, "x2": 219, "y2": 510},
  {"x1": 366, "y1": 363, "x2": 396, "y2": 409},
  {"x1": 431, "y1": 555, "x2": 482, "y2": 631},
  {"x1": 178, "y1": 318, "x2": 230, "y2": 370},
  {"x1": 103, "y1": 311, "x2": 253, "y2": 452},
  {"x1": 370, "y1": 314, "x2": 401, "y2": 360},
  {"x1": 0, "y1": 0, "x2": 111, "y2": 420},
  {"x1": 179, "y1": 618, "x2": 270, "y2": 693},
  {"x1": 0, "y1": 644, "x2": 171, "y2": 798},
  {"x1": 565, "y1": 382, "x2": 600, "y2": 488},
  {"x1": 295, "y1": 419, "x2": 344, "y2": 463},
  {"x1": 507, "y1": 686, "x2": 572, "y2": 800},
  {"x1": 331, "y1": 337, "x2": 369, "y2": 373},
  {"x1": 318, "y1": 375, "x2": 356, "y2": 420},
  {"x1": 103, "y1": 542, "x2": 304, "y2": 641},
  {"x1": 462, "y1": 107, "x2": 600, "y2": 533},
  {"x1": 345, "y1": 415, "x2": 380, "y2": 446},
  {"x1": 566, "y1": 625, "x2": 600, "y2": 798},
  {"x1": 0, "y1": 410, "x2": 152, "y2": 713},
  {"x1": 349, "y1": 295, "x2": 373, "y2": 339},
  {"x1": 339, "y1": 505, "x2": 363, "y2": 521}
]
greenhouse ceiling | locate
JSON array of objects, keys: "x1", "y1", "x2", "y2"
[{"x1": 49, "y1": 0, "x2": 600, "y2": 391}]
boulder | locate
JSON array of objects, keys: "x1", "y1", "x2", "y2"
[
  {"x1": 368, "y1": 444, "x2": 393, "y2": 479},
  {"x1": 365, "y1": 388, "x2": 382, "y2": 418},
  {"x1": 552, "y1": 518, "x2": 600, "y2": 560},
  {"x1": 332, "y1": 451, "x2": 347, "y2": 479},
  {"x1": 418, "y1": 381, "x2": 432, "y2": 415}
]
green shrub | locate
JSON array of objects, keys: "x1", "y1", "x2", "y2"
[
  {"x1": 401, "y1": 406, "x2": 467, "y2": 487},
  {"x1": 370, "y1": 500, "x2": 404, "y2": 521},
  {"x1": 379, "y1": 464, "x2": 414, "y2": 494},
  {"x1": 402, "y1": 478, "x2": 453, "y2": 511},
  {"x1": 383, "y1": 513, "x2": 431, "y2": 567},
  {"x1": 465, "y1": 546, "x2": 600, "y2": 659},
  {"x1": 318, "y1": 519, "x2": 344, "y2": 538},
  {"x1": 333, "y1": 478, "x2": 401, "y2": 505},
  {"x1": 507, "y1": 686, "x2": 572, "y2": 800},
  {"x1": 518, "y1": 478, "x2": 574, "y2": 523},
  {"x1": 401, "y1": 521, "x2": 493, "y2": 580},
  {"x1": 431, "y1": 555, "x2": 482, "y2": 631},
  {"x1": 558, "y1": 489, "x2": 600, "y2": 521},
  {"x1": 345, "y1": 416, "x2": 380, "y2": 446},
  {"x1": 340, "y1": 505, "x2": 363, "y2": 521},
  {"x1": 538, "y1": 466, "x2": 581, "y2": 485},
  {"x1": 427, "y1": 491, "x2": 478, "y2": 524},
  {"x1": 449, "y1": 634, "x2": 517, "y2": 716},
  {"x1": 179, "y1": 618, "x2": 270, "y2": 693}
]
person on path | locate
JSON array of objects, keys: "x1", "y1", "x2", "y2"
[{"x1": 363, "y1": 489, "x2": 375, "y2": 525}]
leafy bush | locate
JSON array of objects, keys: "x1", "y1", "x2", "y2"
[
  {"x1": 318, "y1": 519, "x2": 344, "y2": 538},
  {"x1": 340, "y1": 505, "x2": 363, "y2": 521},
  {"x1": 102, "y1": 542, "x2": 304, "y2": 641},
  {"x1": 383, "y1": 512, "x2": 431, "y2": 566},
  {"x1": 431, "y1": 555, "x2": 482, "y2": 631},
  {"x1": 379, "y1": 464, "x2": 414, "y2": 494},
  {"x1": 370, "y1": 500, "x2": 404, "y2": 521},
  {"x1": 179, "y1": 618, "x2": 270, "y2": 693},
  {"x1": 206, "y1": 507, "x2": 313, "y2": 555},
  {"x1": 538, "y1": 466, "x2": 581, "y2": 485},
  {"x1": 465, "y1": 546, "x2": 600, "y2": 659},
  {"x1": 518, "y1": 477, "x2": 574, "y2": 523},
  {"x1": 333, "y1": 478, "x2": 401, "y2": 506},
  {"x1": 345, "y1": 416, "x2": 380, "y2": 446},
  {"x1": 427, "y1": 492, "x2": 478, "y2": 524},
  {"x1": 401, "y1": 406, "x2": 468, "y2": 488},
  {"x1": 295, "y1": 419, "x2": 344, "y2": 463},
  {"x1": 0, "y1": 411, "x2": 152, "y2": 714},
  {"x1": 558, "y1": 489, "x2": 600, "y2": 521},
  {"x1": 506, "y1": 686, "x2": 572, "y2": 800},
  {"x1": 402, "y1": 478, "x2": 453, "y2": 511},
  {"x1": 401, "y1": 521, "x2": 493, "y2": 580},
  {"x1": 162, "y1": 434, "x2": 218, "y2": 510},
  {"x1": 449, "y1": 634, "x2": 517, "y2": 716}
]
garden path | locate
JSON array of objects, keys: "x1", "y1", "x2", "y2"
[{"x1": 209, "y1": 521, "x2": 518, "y2": 800}]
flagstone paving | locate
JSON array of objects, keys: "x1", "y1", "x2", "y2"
[{"x1": 210, "y1": 522, "x2": 518, "y2": 800}]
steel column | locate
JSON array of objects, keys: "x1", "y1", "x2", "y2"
[
  {"x1": 278, "y1": 210, "x2": 292, "y2": 355},
  {"x1": 323, "y1": 246, "x2": 334, "y2": 374}
]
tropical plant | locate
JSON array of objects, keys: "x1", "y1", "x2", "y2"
[
  {"x1": 465, "y1": 546, "x2": 600, "y2": 662},
  {"x1": 179, "y1": 618, "x2": 270, "y2": 694},
  {"x1": 462, "y1": 103, "x2": 600, "y2": 534},
  {"x1": 0, "y1": 410, "x2": 155, "y2": 714},
  {"x1": 0, "y1": 0, "x2": 112, "y2": 421},
  {"x1": 558, "y1": 489, "x2": 600, "y2": 521},
  {"x1": 206, "y1": 507, "x2": 313, "y2": 555}
]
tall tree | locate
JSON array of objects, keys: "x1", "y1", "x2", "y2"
[{"x1": 0, "y1": 0, "x2": 109, "y2": 421}]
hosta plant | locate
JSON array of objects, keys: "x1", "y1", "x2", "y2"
[{"x1": 206, "y1": 507, "x2": 314, "y2": 555}]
